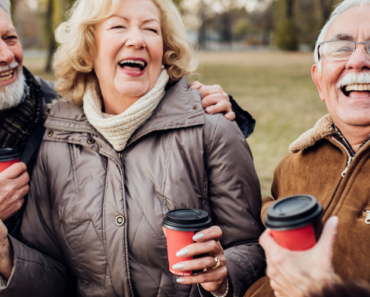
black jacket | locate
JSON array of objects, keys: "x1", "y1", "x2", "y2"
[{"x1": 4, "y1": 76, "x2": 56, "y2": 236}]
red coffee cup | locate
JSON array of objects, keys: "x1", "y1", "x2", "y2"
[
  {"x1": 265, "y1": 195, "x2": 323, "y2": 251},
  {"x1": 0, "y1": 148, "x2": 21, "y2": 173},
  {"x1": 163, "y1": 209, "x2": 212, "y2": 276}
]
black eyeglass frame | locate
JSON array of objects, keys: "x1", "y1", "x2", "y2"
[{"x1": 317, "y1": 40, "x2": 370, "y2": 61}]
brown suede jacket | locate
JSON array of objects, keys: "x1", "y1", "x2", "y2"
[{"x1": 245, "y1": 114, "x2": 370, "y2": 297}]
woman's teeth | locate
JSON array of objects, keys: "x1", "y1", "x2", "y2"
[
  {"x1": 119, "y1": 60, "x2": 146, "y2": 71},
  {"x1": 0, "y1": 69, "x2": 14, "y2": 81},
  {"x1": 345, "y1": 84, "x2": 370, "y2": 91}
]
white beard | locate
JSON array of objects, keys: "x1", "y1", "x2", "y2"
[{"x1": 0, "y1": 64, "x2": 26, "y2": 111}]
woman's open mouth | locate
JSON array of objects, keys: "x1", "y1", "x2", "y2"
[
  {"x1": 341, "y1": 84, "x2": 370, "y2": 98},
  {"x1": 118, "y1": 58, "x2": 147, "y2": 77}
]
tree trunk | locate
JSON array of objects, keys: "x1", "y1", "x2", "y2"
[
  {"x1": 318, "y1": 0, "x2": 334, "y2": 24},
  {"x1": 45, "y1": 0, "x2": 56, "y2": 72},
  {"x1": 286, "y1": 0, "x2": 294, "y2": 18},
  {"x1": 198, "y1": 1, "x2": 206, "y2": 50}
]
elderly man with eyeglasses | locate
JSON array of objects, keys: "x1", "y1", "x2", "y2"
[{"x1": 244, "y1": 0, "x2": 370, "y2": 297}]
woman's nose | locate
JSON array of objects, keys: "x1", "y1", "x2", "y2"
[
  {"x1": 125, "y1": 28, "x2": 146, "y2": 50},
  {"x1": 0, "y1": 40, "x2": 14, "y2": 65},
  {"x1": 346, "y1": 45, "x2": 370, "y2": 71}
]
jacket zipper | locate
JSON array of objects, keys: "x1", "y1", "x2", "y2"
[
  {"x1": 331, "y1": 137, "x2": 370, "y2": 177},
  {"x1": 331, "y1": 138, "x2": 354, "y2": 177}
]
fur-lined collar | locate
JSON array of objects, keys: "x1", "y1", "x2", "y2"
[{"x1": 289, "y1": 114, "x2": 335, "y2": 153}]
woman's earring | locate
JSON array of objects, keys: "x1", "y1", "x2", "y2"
[{"x1": 162, "y1": 65, "x2": 165, "y2": 69}]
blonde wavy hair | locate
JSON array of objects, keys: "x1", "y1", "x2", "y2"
[{"x1": 54, "y1": 0, "x2": 197, "y2": 105}]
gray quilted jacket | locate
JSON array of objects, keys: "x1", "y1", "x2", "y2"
[{"x1": 1, "y1": 78, "x2": 265, "y2": 297}]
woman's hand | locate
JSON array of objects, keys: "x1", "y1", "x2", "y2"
[
  {"x1": 190, "y1": 82, "x2": 235, "y2": 121},
  {"x1": 0, "y1": 219, "x2": 13, "y2": 280},
  {"x1": 174, "y1": 226, "x2": 228, "y2": 295},
  {"x1": 260, "y1": 216, "x2": 339, "y2": 297}
]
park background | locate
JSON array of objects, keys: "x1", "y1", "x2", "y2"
[{"x1": 11, "y1": 0, "x2": 341, "y2": 197}]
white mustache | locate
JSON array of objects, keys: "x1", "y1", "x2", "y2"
[
  {"x1": 0, "y1": 62, "x2": 19, "y2": 73},
  {"x1": 337, "y1": 72, "x2": 370, "y2": 89}
]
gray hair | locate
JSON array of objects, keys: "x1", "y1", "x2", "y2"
[
  {"x1": 314, "y1": 0, "x2": 370, "y2": 70},
  {"x1": 0, "y1": 0, "x2": 11, "y2": 18}
]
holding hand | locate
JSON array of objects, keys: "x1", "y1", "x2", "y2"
[
  {"x1": 0, "y1": 163, "x2": 29, "y2": 220},
  {"x1": 174, "y1": 226, "x2": 229, "y2": 296},
  {"x1": 190, "y1": 81, "x2": 235, "y2": 121},
  {"x1": 260, "y1": 216, "x2": 339, "y2": 297}
]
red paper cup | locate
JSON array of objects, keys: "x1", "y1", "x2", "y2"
[
  {"x1": 270, "y1": 224, "x2": 316, "y2": 251},
  {"x1": 164, "y1": 228, "x2": 194, "y2": 276},
  {"x1": 0, "y1": 148, "x2": 21, "y2": 173},
  {"x1": 265, "y1": 195, "x2": 323, "y2": 251},
  {"x1": 163, "y1": 209, "x2": 212, "y2": 276}
]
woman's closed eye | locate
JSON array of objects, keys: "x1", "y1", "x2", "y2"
[
  {"x1": 111, "y1": 25, "x2": 126, "y2": 29},
  {"x1": 145, "y1": 28, "x2": 158, "y2": 33}
]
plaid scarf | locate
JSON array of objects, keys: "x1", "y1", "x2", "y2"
[{"x1": 0, "y1": 67, "x2": 43, "y2": 151}]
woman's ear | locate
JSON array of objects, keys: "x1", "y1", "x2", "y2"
[{"x1": 312, "y1": 64, "x2": 325, "y2": 102}]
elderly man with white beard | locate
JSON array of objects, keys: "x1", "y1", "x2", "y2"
[
  {"x1": 244, "y1": 1, "x2": 370, "y2": 297},
  {"x1": 0, "y1": 0, "x2": 57, "y2": 237},
  {"x1": 0, "y1": 0, "x2": 251, "y2": 239}
]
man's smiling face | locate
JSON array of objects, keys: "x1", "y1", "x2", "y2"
[
  {"x1": 0, "y1": 7, "x2": 25, "y2": 110},
  {"x1": 312, "y1": 5, "x2": 370, "y2": 131}
]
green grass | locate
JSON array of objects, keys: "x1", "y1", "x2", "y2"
[
  {"x1": 193, "y1": 52, "x2": 328, "y2": 197},
  {"x1": 24, "y1": 52, "x2": 329, "y2": 198}
]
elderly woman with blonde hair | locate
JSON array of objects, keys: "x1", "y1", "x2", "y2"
[{"x1": 0, "y1": 0, "x2": 265, "y2": 296}]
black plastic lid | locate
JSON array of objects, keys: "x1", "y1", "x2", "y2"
[
  {"x1": 265, "y1": 195, "x2": 323, "y2": 231},
  {"x1": 0, "y1": 148, "x2": 21, "y2": 162},
  {"x1": 163, "y1": 209, "x2": 212, "y2": 231}
]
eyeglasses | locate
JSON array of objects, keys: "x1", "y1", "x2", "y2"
[{"x1": 317, "y1": 40, "x2": 370, "y2": 61}]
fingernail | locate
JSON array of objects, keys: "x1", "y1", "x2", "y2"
[
  {"x1": 225, "y1": 115, "x2": 230, "y2": 120},
  {"x1": 177, "y1": 278, "x2": 186, "y2": 283},
  {"x1": 193, "y1": 233, "x2": 204, "y2": 241},
  {"x1": 329, "y1": 216, "x2": 339, "y2": 225},
  {"x1": 206, "y1": 107, "x2": 214, "y2": 114},
  {"x1": 172, "y1": 263, "x2": 185, "y2": 270},
  {"x1": 176, "y1": 249, "x2": 188, "y2": 257}
]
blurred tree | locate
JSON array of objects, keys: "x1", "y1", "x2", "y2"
[
  {"x1": 233, "y1": 18, "x2": 249, "y2": 40},
  {"x1": 273, "y1": 0, "x2": 298, "y2": 50},
  {"x1": 9, "y1": 0, "x2": 18, "y2": 24},
  {"x1": 41, "y1": 0, "x2": 76, "y2": 72}
]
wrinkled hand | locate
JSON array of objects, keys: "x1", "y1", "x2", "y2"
[
  {"x1": 0, "y1": 163, "x2": 29, "y2": 221},
  {"x1": 190, "y1": 81, "x2": 235, "y2": 121},
  {"x1": 0, "y1": 220, "x2": 12, "y2": 280},
  {"x1": 174, "y1": 226, "x2": 228, "y2": 295},
  {"x1": 260, "y1": 216, "x2": 339, "y2": 297}
]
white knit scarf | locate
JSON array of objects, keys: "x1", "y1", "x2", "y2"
[{"x1": 83, "y1": 70, "x2": 169, "y2": 151}]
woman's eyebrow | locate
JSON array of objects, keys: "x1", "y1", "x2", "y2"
[{"x1": 110, "y1": 15, "x2": 159, "y2": 24}]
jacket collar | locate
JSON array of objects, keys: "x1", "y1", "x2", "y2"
[
  {"x1": 45, "y1": 77, "x2": 205, "y2": 149},
  {"x1": 289, "y1": 114, "x2": 335, "y2": 153}
]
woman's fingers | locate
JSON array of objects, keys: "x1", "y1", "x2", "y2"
[
  {"x1": 193, "y1": 226, "x2": 222, "y2": 242},
  {"x1": 177, "y1": 239, "x2": 223, "y2": 258},
  {"x1": 176, "y1": 226, "x2": 223, "y2": 257},
  {"x1": 173, "y1": 255, "x2": 226, "y2": 272},
  {"x1": 176, "y1": 265, "x2": 227, "y2": 285}
]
